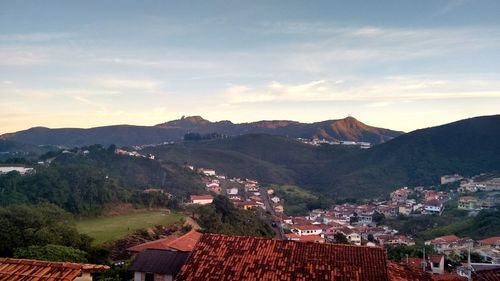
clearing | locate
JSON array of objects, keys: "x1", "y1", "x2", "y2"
[{"x1": 76, "y1": 210, "x2": 185, "y2": 245}]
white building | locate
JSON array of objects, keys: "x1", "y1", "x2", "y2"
[
  {"x1": 227, "y1": 188, "x2": 239, "y2": 195},
  {"x1": 0, "y1": 166, "x2": 34, "y2": 175},
  {"x1": 199, "y1": 168, "x2": 216, "y2": 176},
  {"x1": 440, "y1": 174, "x2": 463, "y2": 185},
  {"x1": 291, "y1": 224, "x2": 324, "y2": 236},
  {"x1": 270, "y1": 196, "x2": 280, "y2": 204},
  {"x1": 190, "y1": 195, "x2": 214, "y2": 205}
]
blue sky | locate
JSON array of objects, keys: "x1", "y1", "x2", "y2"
[{"x1": 1, "y1": 0, "x2": 500, "y2": 133}]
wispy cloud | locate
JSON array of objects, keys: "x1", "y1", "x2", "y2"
[{"x1": 224, "y1": 76, "x2": 500, "y2": 104}]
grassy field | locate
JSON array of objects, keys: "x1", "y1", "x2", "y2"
[
  {"x1": 76, "y1": 210, "x2": 185, "y2": 245},
  {"x1": 270, "y1": 184, "x2": 320, "y2": 216}
]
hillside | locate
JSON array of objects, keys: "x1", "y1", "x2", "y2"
[
  {"x1": 145, "y1": 115, "x2": 500, "y2": 198},
  {"x1": 1, "y1": 116, "x2": 402, "y2": 147},
  {"x1": 0, "y1": 140, "x2": 56, "y2": 161}
]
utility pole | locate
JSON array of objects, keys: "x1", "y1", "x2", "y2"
[{"x1": 422, "y1": 247, "x2": 426, "y2": 272}]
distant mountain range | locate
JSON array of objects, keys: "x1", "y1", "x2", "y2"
[
  {"x1": 0, "y1": 116, "x2": 403, "y2": 147},
  {"x1": 144, "y1": 114, "x2": 500, "y2": 198}
]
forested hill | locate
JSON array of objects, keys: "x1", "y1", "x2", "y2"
[
  {"x1": 0, "y1": 145, "x2": 205, "y2": 215},
  {"x1": 144, "y1": 115, "x2": 500, "y2": 198},
  {"x1": 1, "y1": 116, "x2": 402, "y2": 147}
]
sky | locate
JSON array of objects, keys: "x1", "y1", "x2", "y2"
[{"x1": 1, "y1": 0, "x2": 500, "y2": 134}]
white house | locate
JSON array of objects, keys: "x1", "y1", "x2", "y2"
[
  {"x1": 190, "y1": 195, "x2": 214, "y2": 205},
  {"x1": 227, "y1": 188, "x2": 239, "y2": 195},
  {"x1": 199, "y1": 168, "x2": 216, "y2": 176},
  {"x1": 291, "y1": 224, "x2": 324, "y2": 236},
  {"x1": 270, "y1": 196, "x2": 280, "y2": 204},
  {"x1": 424, "y1": 199, "x2": 444, "y2": 215}
]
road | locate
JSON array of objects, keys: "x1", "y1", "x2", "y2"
[{"x1": 260, "y1": 187, "x2": 285, "y2": 240}]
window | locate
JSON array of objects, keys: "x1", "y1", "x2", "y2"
[{"x1": 145, "y1": 273, "x2": 154, "y2": 281}]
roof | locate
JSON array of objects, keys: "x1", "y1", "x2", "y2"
[
  {"x1": 176, "y1": 233, "x2": 390, "y2": 281},
  {"x1": 478, "y1": 236, "x2": 500, "y2": 245},
  {"x1": 429, "y1": 255, "x2": 444, "y2": 264},
  {"x1": 128, "y1": 249, "x2": 190, "y2": 275},
  {"x1": 0, "y1": 257, "x2": 109, "y2": 281},
  {"x1": 292, "y1": 224, "x2": 324, "y2": 231},
  {"x1": 472, "y1": 267, "x2": 500, "y2": 281},
  {"x1": 190, "y1": 195, "x2": 213, "y2": 200},
  {"x1": 430, "y1": 235, "x2": 460, "y2": 244},
  {"x1": 128, "y1": 230, "x2": 202, "y2": 252},
  {"x1": 387, "y1": 262, "x2": 430, "y2": 281}
]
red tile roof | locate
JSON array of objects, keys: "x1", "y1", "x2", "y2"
[
  {"x1": 128, "y1": 230, "x2": 202, "y2": 252},
  {"x1": 430, "y1": 235, "x2": 460, "y2": 244},
  {"x1": 0, "y1": 257, "x2": 109, "y2": 281},
  {"x1": 472, "y1": 267, "x2": 500, "y2": 281},
  {"x1": 176, "y1": 233, "x2": 390, "y2": 281},
  {"x1": 190, "y1": 195, "x2": 213, "y2": 201},
  {"x1": 478, "y1": 236, "x2": 500, "y2": 246},
  {"x1": 387, "y1": 262, "x2": 430, "y2": 281}
]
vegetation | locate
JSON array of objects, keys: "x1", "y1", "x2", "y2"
[
  {"x1": 0, "y1": 203, "x2": 92, "y2": 257},
  {"x1": 189, "y1": 195, "x2": 274, "y2": 238},
  {"x1": 145, "y1": 115, "x2": 500, "y2": 198},
  {"x1": 0, "y1": 145, "x2": 204, "y2": 215},
  {"x1": 386, "y1": 244, "x2": 435, "y2": 262},
  {"x1": 76, "y1": 211, "x2": 185, "y2": 245},
  {"x1": 271, "y1": 184, "x2": 332, "y2": 216},
  {"x1": 14, "y1": 244, "x2": 88, "y2": 263}
]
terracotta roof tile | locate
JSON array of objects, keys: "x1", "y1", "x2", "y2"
[
  {"x1": 472, "y1": 267, "x2": 500, "y2": 281},
  {"x1": 128, "y1": 230, "x2": 202, "y2": 252},
  {"x1": 176, "y1": 233, "x2": 389, "y2": 281},
  {"x1": 0, "y1": 258, "x2": 109, "y2": 281},
  {"x1": 387, "y1": 262, "x2": 430, "y2": 281}
]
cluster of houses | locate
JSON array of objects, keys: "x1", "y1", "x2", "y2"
[
  {"x1": 459, "y1": 177, "x2": 500, "y2": 193},
  {"x1": 458, "y1": 195, "x2": 498, "y2": 211},
  {"x1": 296, "y1": 138, "x2": 371, "y2": 149},
  {"x1": 188, "y1": 166, "x2": 286, "y2": 213},
  {"x1": 425, "y1": 235, "x2": 500, "y2": 265},
  {"x1": 390, "y1": 186, "x2": 452, "y2": 216},
  {"x1": 279, "y1": 206, "x2": 415, "y2": 247}
]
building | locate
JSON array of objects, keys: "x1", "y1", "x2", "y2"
[
  {"x1": 458, "y1": 196, "x2": 479, "y2": 210},
  {"x1": 390, "y1": 187, "x2": 412, "y2": 203},
  {"x1": 270, "y1": 196, "x2": 280, "y2": 203},
  {"x1": 227, "y1": 187, "x2": 238, "y2": 195},
  {"x1": 198, "y1": 168, "x2": 216, "y2": 176},
  {"x1": 424, "y1": 199, "x2": 444, "y2": 215},
  {"x1": 190, "y1": 195, "x2": 213, "y2": 205},
  {"x1": 0, "y1": 165, "x2": 34, "y2": 175},
  {"x1": 0, "y1": 257, "x2": 109, "y2": 281},
  {"x1": 128, "y1": 230, "x2": 202, "y2": 253},
  {"x1": 428, "y1": 255, "x2": 445, "y2": 275},
  {"x1": 129, "y1": 250, "x2": 189, "y2": 281},
  {"x1": 426, "y1": 235, "x2": 473, "y2": 254},
  {"x1": 175, "y1": 233, "x2": 391, "y2": 280},
  {"x1": 441, "y1": 174, "x2": 463, "y2": 185}
]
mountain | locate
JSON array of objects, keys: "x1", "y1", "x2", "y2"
[
  {"x1": 144, "y1": 115, "x2": 500, "y2": 198},
  {"x1": 0, "y1": 116, "x2": 402, "y2": 147},
  {"x1": 156, "y1": 115, "x2": 402, "y2": 143}
]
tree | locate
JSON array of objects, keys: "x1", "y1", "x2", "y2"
[
  {"x1": 14, "y1": 244, "x2": 87, "y2": 263},
  {"x1": 372, "y1": 211, "x2": 385, "y2": 224},
  {"x1": 333, "y1": 232, "x2": 350, "y2": 244}
]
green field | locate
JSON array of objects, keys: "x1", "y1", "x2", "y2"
[{"x1": 76, "y1": 211, "x2": 185, "y2": 245}]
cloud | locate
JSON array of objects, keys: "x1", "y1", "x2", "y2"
[
  {"x1": 0, "y1": 32, "x2": 73, "y2": 42},
  {"x1": 94, "y1": 78, "x2": 163, "y2": 91},
  {"x1": 224, "y1": 77, "x2": 500, "y2": 104}
]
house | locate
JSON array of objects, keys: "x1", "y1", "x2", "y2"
[
  {"x1": 198, "y1": 168, "x2": 216, "y2": 176},
  {"x1": 227, "y1": 187, "x2": 238, "y2": 195},
  {"x1": 441, "y1": 174, "x2": 463, "y2": 185},
  {"x1": 390, "y1": 187, "x2": 412, "y2": 203},
  {"x1": 129, "y1": 250, "x2": 189, "y2": 281},
  {"x1": 175, "y1": 233, "x2": 391, "y2": 281},
  {"x1": 428, "y1": 255, "x2": 445, "y2": 275},
  {"x1": 426, "y1": 235, "x2": 473, "y2": 254},
  {"x1": 128, "y1": 231, "x2": 202, "y2": 281},
  {"x1": 273, "y1": 204, "x2": 284, "y2": 213},
  {"x1": 128, "y1": 230, "x2": 202, "y2": 253},
  {"x1": 237, "y1": 200, "x2": 261, "y2": 210},
  {"x1": 478, "y1": 237, "x2": 500, "y2": 248},
  {"x1": 424, "y1": 199, "x2": 444, "y2": 215},
  {"x1": 270, "y1": 196, "x2": 280, "y2": 203},
  {"x1": 0, "y1": 257, "x2": 109, "y2": 281},
  {"x1": 290, "y1": 224, "x2": 324, "y2": 236},
  {"x1": 190, "y1": 195, "x2": 213, "y2": 205},
  {"x1": 337, "y1": 227, "x2": 362, "y2": 245},
  {"x1": 458, "y1": 196, "x2": 479, "y2": 210}
]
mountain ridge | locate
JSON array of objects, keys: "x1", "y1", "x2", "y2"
[{"x1": 1, "y1": 116, "x2": 403, "y2": 147}]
